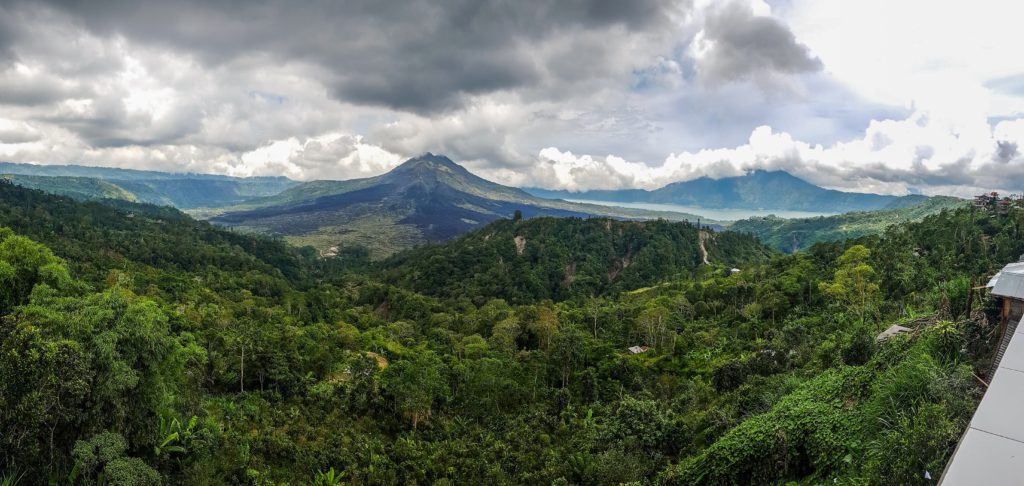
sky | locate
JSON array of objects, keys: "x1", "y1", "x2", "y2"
[{"x1": 0, "y1": 0, "x2": 1023, "y2": 196}]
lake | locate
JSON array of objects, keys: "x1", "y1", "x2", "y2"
[{"x1": 565, "y1": 199, "x2": 838, "y2": 221}]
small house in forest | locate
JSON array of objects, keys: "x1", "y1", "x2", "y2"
[
  {"x1": 628, "y1": 345, "x2": 649, "y2": 355},
  {"x1": 987, "y1": 259, "x2": 1024, "y2": 325}
]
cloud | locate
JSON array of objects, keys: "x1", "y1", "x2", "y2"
[
  {"x1": 784, "y1": 0, "x2": 1024, "y2": 120},
  {"x1": 0, "y1": 0, "x2": 1022, "y2": 200},
  {"x1": 691, "y1": 1, "x2": 821, "y2": 85},
  {"x1": 995, "y1": 140, "x2": 1018, "y2": 163},
  {"x1": 227, "y1": 134, "x2": 403, "y2": 180},
  {"x1": 0, "y1": 119, "x2": 42, "y2": 144},
  {"x1": 0, "y1": 5, "x2": 22, "y2": 62},
  {"x1": 0, "y1": 68, "x2": 81, "y2": 107},
  {"x1": 21, "y1": 0, "x2": 687, "y2": 114},
  {"x1": 502, "y1": 109, "x2": 1024, "y2": 198},
  {"x1": 986, "y1": 74, "x2": 1024, "y2": 98}
]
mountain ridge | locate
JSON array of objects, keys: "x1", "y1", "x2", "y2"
[
  {"x1": 210, "y1": 153, "x2": 717, "y2": 257},
  {"x1": 526, "y1": 170, "x2": 932, "y2": 212},
  {"x1": 0, "y1": 161, "x2": 297, "y2": 208}
]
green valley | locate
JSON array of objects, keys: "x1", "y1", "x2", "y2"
[
  {"x1": 0, "y1": 178, "x2": 1009, "y2": 484},
  {"x1": 2, "y1": 2, "x2": 1014, "y2": 483},
  {"x1": 730, "y1": 196, "x2": 968, "y2": 252}
]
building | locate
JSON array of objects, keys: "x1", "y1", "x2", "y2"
[
  {"x1": 941, "y1": 259, "x2": 1024, "y2": 484},
  {"x1": 974, "y1": 192, "x2": 997, "y2": 208},
  {"x1": 998, "y1": 197, "x2": 1013, "y2": 215},
  {"x1": 973, "y1": 192, "x2": 1024, "y2": 215},
  {"x1": 627, "y1": 345, "x2": 649, "y2": 355},
  {"x1": 986, "y1": 259, "x2": 1024, "y2": 325}
]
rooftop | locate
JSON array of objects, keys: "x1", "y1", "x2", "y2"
[{"x1": 987, "y1": 262, "x2": 1024, "y2": 299}]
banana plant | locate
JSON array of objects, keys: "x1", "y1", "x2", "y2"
[
  {"x1": 154, "y1": 414, "x2": 198, "y2": 458},
  {"x1": 312, "y1": 467, "x2": 346, "y2": 486}
]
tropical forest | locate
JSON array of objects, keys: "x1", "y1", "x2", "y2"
[{"x1": 0, "y1": 177, "x2": 1014, "y2": 485}]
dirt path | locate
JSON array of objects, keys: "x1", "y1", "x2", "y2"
[{"x1": 698, "y1": 230, "x2": 710, "y2": 265}]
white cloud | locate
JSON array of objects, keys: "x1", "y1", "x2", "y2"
[
  {"x1": 0, "y1": 0, "x2": 1022, "y2": 198},
  {"x1": 228, "y1": 134, "x2": 403, "y2": 180},
  {"x1": 511, "y1": 108, "x2": 1024, "y2": 197},
  {"x1": 784, "y1": 0, "x2": 1024, "y2": 120},
  {"x1": 0, "y1": 119, "x2": 41, "y2": 144}
]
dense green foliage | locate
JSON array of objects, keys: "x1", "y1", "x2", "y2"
[
  {"x1": 383, "y1": 217, "x2": 770, "y2": 304},
  {"x1": 0, "y1": 180, "x2": 1011, "y2": 485},
  {"x1": 0, "y1": 180, "x2": 311, "y2": 287},
  {"x1": 1, "y1": 174, "x2": 140, "y2": 202},
  {"x1": 730, "y1": 196, "x2": 966, "y2": 252}
]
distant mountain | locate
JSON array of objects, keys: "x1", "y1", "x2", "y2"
[
  {"x1": 729, "y1": 195, "x2": 967, "y2": 253},
  {"x1": 0, "y1": 161, "x2": 297, "y2": 208},
  {"x1": 211, "y1": 153, "x2": 714, "y2": 257},
  {"x1": 1, "y1": 174, "x2": 141, "y2": 202},
  {"x1": 526, "y1": 170, "x2": 931, "y2": 213}
]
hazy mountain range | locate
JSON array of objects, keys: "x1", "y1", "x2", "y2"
[
  {"x1": 207, "y1": 154, "x2": 709, "y2": 256},
  {"x1": 526, "y1": 170, "x2": 932, "y2": 212},
  {"x1": 1, "y1": 156, "x2": 965, "y2": 257},
  {"x1": 0, "y1": 161, "x2": 296, "y2": 209}
]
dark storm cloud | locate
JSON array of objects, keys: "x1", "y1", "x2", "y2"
[
  {"x1": 0, "y1": 74, "x2": 77, "y2": 106},
  {"x1": 763, "y1": 152, "x2": 975, "y2": 193},
  {"x1": 17, "y1": 0, "x2": 685, "y2": 113},
  {"x1": 696, "y1": 1, "x2": 821, "y2": 84},
  {"x1": 6, "y1": 0, "x2": 984, "y2": 197},
  {"x1": 0, "y1": 11, "x2": 14, "y2": 62},
  {"x1": 995, "y1": 140, "x2": 1018, "y2": 163}
]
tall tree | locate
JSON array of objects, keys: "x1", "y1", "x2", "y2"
[{"x1": 820, "y1": 245, "x2": 881, "y2": 323}]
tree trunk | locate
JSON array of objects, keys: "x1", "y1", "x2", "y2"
[{"x1": 240, "y1": 347, "x2": 245, "y2": 393}]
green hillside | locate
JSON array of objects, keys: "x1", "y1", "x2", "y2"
[
  {"x1": 0, "y1": 178, "x2": 1010, "y2": 485},
  {"x1": 1, "y1": 174, "x2": 140, "y2": 202},
  {"x1": 730, "y1": 196, "x2": 967, "y2": 252},
  {"x1": 382, "y1": 216, "x2": 771, "y2": 304},
  {"x1": 0, "y1": 161, "x2": 297, "y2": 208}
]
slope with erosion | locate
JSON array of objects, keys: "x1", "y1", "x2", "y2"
[{"x1": 381, "y1": 216, "x2": 772, "y2": 304}]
